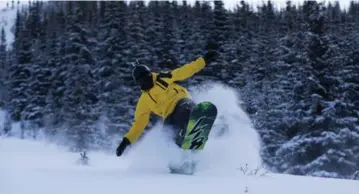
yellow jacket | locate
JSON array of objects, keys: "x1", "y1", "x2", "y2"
[{"x1": 124, "y1": 57, "x2": 206, "y2": 143}]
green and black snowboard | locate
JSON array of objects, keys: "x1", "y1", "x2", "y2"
[
  {"x1": 181, "y1": 101, "x2": 217, "y2": 150},
  {"x1": 169, "y1": 101, "x2": 218, "y2": 175}
]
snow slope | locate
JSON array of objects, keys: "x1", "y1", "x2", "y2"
[
  {"x1": 1, "y1": 83, "x2": 359, "y2": 194},
  {"x1": 1, "y1": 137, "x2": 359, "y2": 194}
]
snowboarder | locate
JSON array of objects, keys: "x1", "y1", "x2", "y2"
[{"x1": 116, "y1": 44, "x2": 217, "y2": 157}]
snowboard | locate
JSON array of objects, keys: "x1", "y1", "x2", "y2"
[
  {"x1": 169, "y1": 101, "x2": 218, "y2": 175},
  {"x1": 181, "y1": 101, "x2": 217, "y2": 150}
]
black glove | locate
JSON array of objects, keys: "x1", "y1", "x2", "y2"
[
  {"x1": 203, "y1": 42, "x2": 217, "y2": 63},
  {"x1": 116, "y1": 137, "x2": 131, "y2": 157}
]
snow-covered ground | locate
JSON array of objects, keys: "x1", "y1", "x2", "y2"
[
  {"x1": 1, "y1": 137, "x2": 359, "y2": 194},
  {"x1": 1, "y1": 83, "x2": 359, "y2": 194}
]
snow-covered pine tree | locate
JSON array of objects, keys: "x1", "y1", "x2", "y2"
[
  {"x1": 7, "y1": 10, "x2": 32, "y2": 139},
  {"x1": 61, "y1": 1, "x2": 99, "y2": 151},
  {"x1": 175, "y1": 1, "x2": 197, "y2": 64},
  {"x1": 127, "y1": 1, "x2": 150, "y2": 64},
  {"x1": 275, "y1": 1, "x2": 359, "y2": 179},
  {"x1": 226, "y1": 1, "x2": 255, "y2": 90},
  {"x1": 96, "y1": 1, "x2": 134, "y2": 145},
  {"x1": 21, "y1": 1, "x2": 51, "y2": 138},
  {"x1": 211, "y1": 0, "x2": 233, "y2": 81},
  {"x1": 0, "y1": 27, "x2": 7, "y2": 110}
]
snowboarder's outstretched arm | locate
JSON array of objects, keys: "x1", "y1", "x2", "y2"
[
  {"x1": 123, "y1": 95, "x2": 151, "y2": 143},
  {"x1": 170, "y1": 42, "x2": 217, "y2": 82},
  {"x1": 170, "y1": 57, "x2": 206, "y2": 81},
  {"x1": 116, "y1": 88, "x2": 150, "y2": 157}
]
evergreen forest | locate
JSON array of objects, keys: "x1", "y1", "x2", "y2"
[{"x1": 0, "y1": 0, "x2": 359, "y2": 180}]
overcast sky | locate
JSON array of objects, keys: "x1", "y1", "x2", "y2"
[{"x1": 0, "y1": 0, "x2": 354, "y2": 12}]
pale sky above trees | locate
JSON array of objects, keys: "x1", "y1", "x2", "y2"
[{"x1": 0, "y1": 0, "x2": 353, "y2": 11}]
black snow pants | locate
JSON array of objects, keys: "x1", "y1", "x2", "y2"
[{"x1": 163, "y1": 98, "x2": 196, "y2": 147}]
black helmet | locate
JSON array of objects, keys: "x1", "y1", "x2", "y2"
[
  {"x1": 132, "y1": 64, "x2": 154, "y2": 91},
  {"x1": 132, "y1": 65, "x2": 150, "y2": 81}
]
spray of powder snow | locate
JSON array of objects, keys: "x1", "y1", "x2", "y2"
[{"x1": 122, "y1": 83, "x2": 263, "y2": 175}]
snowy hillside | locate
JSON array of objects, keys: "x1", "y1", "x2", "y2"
[
  {"x1": 1, "y1": 84, "x2": 358, "y2": 194},
  {"x1": 1, "y1": 137, "x2": 359, "y2": 194}
]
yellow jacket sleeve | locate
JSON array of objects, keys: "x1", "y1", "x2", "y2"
[
  {"x1": 123, "y1": 95, "x2": 150, "y2": 143},
  {"x1": 171, "y1": 57, "x2": 206, "y2": 81}
]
